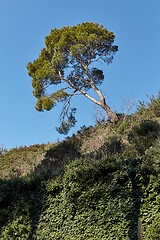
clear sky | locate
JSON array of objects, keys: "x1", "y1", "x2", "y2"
[{"x1": 0, "y1": 0, "x2": 160, "y2": 150}]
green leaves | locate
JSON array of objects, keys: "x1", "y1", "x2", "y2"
[
  {"x1": 70, "y1": 44, "x2": 87, "y2": 57},
  {"x1": 35, "y1": 89, "x2": 69, "y2": 112},
  {"x1": 128, "y1": 120, "x2": 160, "y2": 155},
  {"x1": 35, "y1": 97, "x2": 54, "y2": 111},
  {"x1": 91, "y1": 68, "x2": 104, "y2": 85}
]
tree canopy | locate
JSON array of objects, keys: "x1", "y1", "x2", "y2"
[{"x1": 27, "y1": 22, "x2": 118, "y2": 134}]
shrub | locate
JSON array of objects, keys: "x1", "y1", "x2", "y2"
[
  {"x1": 128, "y1": 120, "x2": 160, "y2": 155},
  {"x1": 136, "y1": 92, "x2": 160, "y2": 119}
]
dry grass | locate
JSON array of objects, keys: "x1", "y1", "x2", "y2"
[{"x1": 80, "y1": 125, "x2": 112, "y2": 154}]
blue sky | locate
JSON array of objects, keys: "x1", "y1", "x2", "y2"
[{"x1": 0, "y1": 0, "x2": 160, "y2": 150}]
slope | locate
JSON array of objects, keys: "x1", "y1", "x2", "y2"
[{"x1": 0, "y1": 93, "x2": 160, "y2": 239}]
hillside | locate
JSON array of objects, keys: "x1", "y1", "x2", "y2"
[{"x1": 0, "y1": 94, "x2": 160, "y2": 239}]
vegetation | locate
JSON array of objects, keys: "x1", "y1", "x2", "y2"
[
  {"x1": 0, "y1": 93, "x2": 160, "y2": 239},
  {"x1": 27, "y1": 22, "x2": 118, "y2": 134}
]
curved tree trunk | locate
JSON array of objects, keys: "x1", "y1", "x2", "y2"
[
  {"x1": 92, "y1": 85, "x2": 118, "y2": 123},
  {"x1": 102, "y1": 103, "x2": 118, "y2": 123},
  {"x1": 62, "y1": 72, "x2": 118, "y2": 123}
]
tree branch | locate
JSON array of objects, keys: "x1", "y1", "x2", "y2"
[
  {"x1": 58, "y1": 71, "x2": 101, "y2": 106},
  {"x1": 78, "y1": 61, "x2": 106, "y2": 104}
]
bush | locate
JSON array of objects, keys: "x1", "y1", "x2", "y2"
[
  {"x1": 136, "y1": 92, "x2": 160, "y2": 119},
  {"x1": 128, "y1": 120, "x2": 160, "y2": 155}
]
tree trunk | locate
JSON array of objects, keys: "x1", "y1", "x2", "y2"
[
  {"x1": 100, "y1": 97, "x2": 118, "y2": 123},
  {"x1": 102, "y1": 102, "x2": 118, "y2": 123},
  {"x1": 73, "y1": 64, "x2": 118, "y2": 123},
  {"x1": 64, "y1": 75, "x2": 118, "y2": 123}
]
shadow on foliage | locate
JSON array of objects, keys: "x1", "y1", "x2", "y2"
[
  {"x1": 126, "y1": 159, "x2": 142, "y2": 240},
  {"x1": 0, "y1": 138, "x2": 80, "y2": 239},
  {"x1": 0, "y1": 175, "x2": 45, "y2": 239},
  {"x1": 128, "y1": 120, "x2": 160, "y2": 155}
]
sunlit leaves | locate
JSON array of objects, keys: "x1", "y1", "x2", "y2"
[
  {"x1": 50, "y1": 89, "x2": 69, "y2": 102},
  {"x1": 70, "y1": 44, "x2": 87, "y2": 57},
  {"x1": 35, "y1": 90, "x2": 69, "y2": 112}
]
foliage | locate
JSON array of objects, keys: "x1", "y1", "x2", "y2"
[
  {"x1": 0, "y1": 144, "x2": 46, "y2": 179},
  {"x1": 141, "y1": 177, "x2": 160, "y2": 239},
  {"x1": 136, "y1": 92, "x2": 160, "y2": 119},
  {"x1": 0, "y1": 151, "x2": 159, "y2": 239},
  {"x1": 128, "y1": 120, "x2": 160, "y2": 155},
  {"x1": 27, "y1": 22, "x2": 118, "y2": 133},
  {"x1": 0, "y1": 94, "x2": 160, "y2": 239}
]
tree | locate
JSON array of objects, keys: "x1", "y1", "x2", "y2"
[{"x1": 27, "y1": 22, "x2": 118, "y2": 134}]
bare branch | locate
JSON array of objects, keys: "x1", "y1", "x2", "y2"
[
  {"x1": 79, "y1": 60, "x2": 106, "y2": 103},
  {"x1": 58, "y1": 71, "x2": 101, "y2": 106}
]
